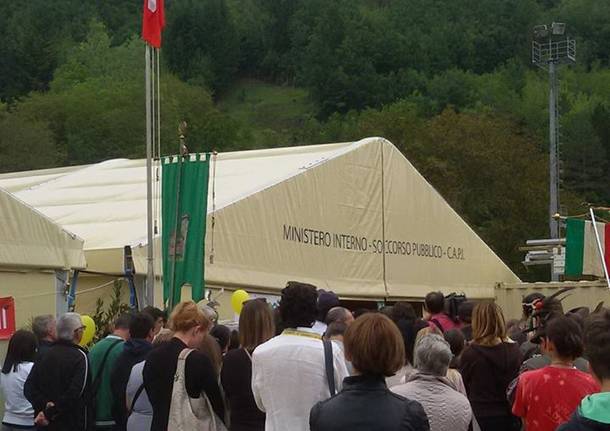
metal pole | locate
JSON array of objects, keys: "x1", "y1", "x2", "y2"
[
  {"x1": 548, "y1": 60, "x2": 561, "y2": 281},
  {"x1": 145, "y1": 45, "x2": 155, "y2": 306},
  {"x1": 549, "y1": 61, "x2": 559, "y2": 241},
  {"x1": 589, "y1": 208, "x2": 610, "y2": 290}
]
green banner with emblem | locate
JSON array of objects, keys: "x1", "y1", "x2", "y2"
[{"x1": 162, "y1": 153, "x2": 210, "y2": 309}]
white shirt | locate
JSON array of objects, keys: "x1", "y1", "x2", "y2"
[
  {"x1": 311, "y1": 320, "x2": 327, "y2": 336},
  {"x1": 0, "y1": 362, "x2": 35, "y2": 426},
  {"x1": 252, "y1": 328, "x2": 349, "y2": 431}
]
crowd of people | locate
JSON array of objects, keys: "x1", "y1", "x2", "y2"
[{"x1": 1, "y1": 283, "x2": 609, "y2": 431}]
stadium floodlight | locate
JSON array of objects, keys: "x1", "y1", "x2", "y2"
[
  {"x1": 531, "y1": 23, "x2": 576, "y2": 280},
  {"x1": 551, "y1": 22, "x2": 566, "y2": 36},
  {"x1": 533, "y1": 24, "x2": 549, "y2": 39}
]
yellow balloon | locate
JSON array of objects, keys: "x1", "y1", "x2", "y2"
[
  {"x1": 79, "y1": 315, "x2": 96, "y2": 347},
  {"x1": 231, "y1": 290, "x2": 250, "y2": 314}
]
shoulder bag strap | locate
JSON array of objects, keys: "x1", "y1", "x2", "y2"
[
  {"x1": 323, "y1": 339, "x2": 336, "y2": 396},
  {"x1": 91, "y1": 339, "x2": 123, "y2": 397},
  {"x1": 174, "y1": 348, "x2": 194, "y2": 385},
  {"x1": 430, "y1": 318, "x2": 444, "y2": 333},
  {"x1": 128, "y1": 383, "x2": 146, "y2": 416}
]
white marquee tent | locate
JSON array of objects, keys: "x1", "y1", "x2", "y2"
[
  {"x1": 0, "y1": 137, "x2": 520, "y2": 311},
  {"x1": 0, "y1": 187, "x2": 86, "y2": 329}
]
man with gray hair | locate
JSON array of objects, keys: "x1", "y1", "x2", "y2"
[
  {"x1": 32, "y1": 314, "x2": 57, "y2": 360},
  {"x1": 392, "y1": 334, "x2": 473, "y2": 431},
  {"x1": 324, "y1": 306, "x2": 354, "y2": 327},
  {"x1": 25, "y1": 312, "x2": 93, "y2": 431}
]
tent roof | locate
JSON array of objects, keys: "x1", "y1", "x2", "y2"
[
  {"x1": 0, "y1": 187, "x2": 86, "y2": 270},
  {"x1": 0, "y1": 137, "x2": 519, "y2": 298},
  {"x1": 0, "y1": 141, "x2": 355, "y2": 251}
]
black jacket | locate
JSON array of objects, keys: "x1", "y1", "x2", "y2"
[
  {"x1": 24, "y1": 339, "x2": 94, "y2": 431},
  {"x1": 143, "y1": 337, "x2": 225, "y2": 431},
  {"x1": 110, "y1": 338, "x2": 153, "y2": 430},
  {"x1": 221, "y1": 348, "x2": 265, "y2": 431},
  {"x1": 558, "y1": 411, "x2": 610, "y2": 431},
  {"x1": 459, "y1": 342, "x2": 522, "y2": 418},
  {"x1": 310, "y1": 374, "x2": 430, "y2": 431},
  {"x1": 35, "y1": 339, "x2": 54, "y2": 362}
]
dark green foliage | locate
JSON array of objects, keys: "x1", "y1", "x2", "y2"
[
  {"x1": 0, "y1": 0, "x2": 608, "y2": 280},
  {"x1": 0, "y1": 22, "x2": 247, "y2": 172},
  {"x1": 164, "y1": 0, "x2": 240, "y2": 94}
]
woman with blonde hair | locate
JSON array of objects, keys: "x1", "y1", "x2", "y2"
[
  {"x1": 143, "y1": 301, "x2": 225, "y2": 431},
  {"x1": 221, "y1": 299, "x2": 275, "y2": 431},
  {"x1": 459, "y1": 302, "x2": 521, "y2": 431}
]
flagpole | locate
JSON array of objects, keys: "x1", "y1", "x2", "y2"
[
  {"x1": 145, "y1": 44, "x2": 156, "y2": 306},
  {"x1": 589, "y1": 207, "x2": 610, "y2": 290}
]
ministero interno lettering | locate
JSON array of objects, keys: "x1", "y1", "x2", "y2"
[{"x1": 282, "y1": 224, "x2": 465, "y2": 260}]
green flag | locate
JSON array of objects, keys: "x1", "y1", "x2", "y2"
[{"x1": 162, "y1": 153, "x2": 210, "y2": 308}]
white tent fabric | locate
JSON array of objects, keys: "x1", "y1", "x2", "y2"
[
  {"x1": 0, "y1": 187, "x2": 85, "y2": 270},
  {"x1": 0, "y1": 137, "x2": 519, "y2": 299}
]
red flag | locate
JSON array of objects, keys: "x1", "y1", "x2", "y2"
[{"x1": 142, "y1": 0, "x2": 165, "y2": 48}]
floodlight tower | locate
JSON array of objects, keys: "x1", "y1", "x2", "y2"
[{"x1": 532, "y1": 23, "x2": 576, "y2": 242}]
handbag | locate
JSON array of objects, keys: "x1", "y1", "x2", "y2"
[{"x1": 167, "y1": 348, "x2": 228, "y2": 431}]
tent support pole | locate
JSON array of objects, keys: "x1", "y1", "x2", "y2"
[
  {"x1": 589, "y1": 208, "x2": 610, "y2": 290},
  {"x1": 380, "y1": 140, "x2": 388, "y2": 298}
]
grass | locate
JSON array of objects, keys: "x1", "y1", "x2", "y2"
[{"x1": 218, "y1": 78, "x2": 317, "y2": 148}]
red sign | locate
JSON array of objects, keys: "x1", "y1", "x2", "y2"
[{"x1": 0, "y1": 297, "x2": 16, "y2": 340}]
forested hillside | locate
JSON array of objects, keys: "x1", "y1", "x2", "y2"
[{"x1": 0, "y1": 0, "x2": 609, "y2": 279}]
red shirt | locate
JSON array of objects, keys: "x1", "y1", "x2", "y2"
[
  {"x1": 512, "y1": 366, "x2": 600, "y2": 431},
  {"x1": 427, "y1": 313, "x2": 460, "y2": 332}
]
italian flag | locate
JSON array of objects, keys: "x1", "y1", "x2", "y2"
[{"x1": 565, "y1": 219, "x2": 610, "y2": 277}]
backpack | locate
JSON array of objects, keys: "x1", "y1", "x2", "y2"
[{"x1": 445, "y1": 293, "x2": 467, "y2": 324}]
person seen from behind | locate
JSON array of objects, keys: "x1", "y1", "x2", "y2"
[
  {"x1": 392, "y1": 334, "x2": 472, "y2": 431},
  {"x1": 520, "y1": 301, "x2": 589, "y2": 373},
  {"x1": 31, "y1": 315, "x2": 56, "y2": 361},
  {"x1": 143, "y1": 301, "x2": 224, "y2": 431},
  {"x1": 557, "y1": 309, "x2": 610, "y2": 430},
  {"x1": 424, "y1": 292, "x2": 459, "y2": 333},
  {"x1": 199, "y1": 332, "x2": 224, "y2": 376},
  {"x1": 459, "y1": 302, "x2": 521, "y2": 431},
  {"x1": 512, "y1": 316, "x2": 599, "y2": 431},
  {"x1": 89, "y1": 313, "x2": 132, "y2": 430},
  {"x1": 411, "y1": 326, "x2": 466, "y2": 395},
  {"x1": 211, "y1": 324, "x2": 232, "y2": 355},
  {"x1": 228, "y1": 329, "x2": 239, "y2": 351},
  {"x1": 310, "y1": 313, "x2": 429, "y2": 431},
  {"x1": 323, "y1": 306, "x2": 354, "y2": 373},
  {"x1": 221, "y1": 298, "x2": 275, "y2": 431},
  {"x1": 312, "y1": 290, "x2": 341, "y2": 335},
  {"x1": 24, "y1": 312, "x2": 93, "y2": 431},
  {"x1": 141, "y1": 306, "x2": 166, "y2": 337},
  {"x1": 125, "y1": 329, "x2": 174, "y2": 431},
  {"x1": 457, "y1": 301, "x2": 475, "y2": 342},
  {"x1": 444, "y1": 329, "x2": 466, "y2": 369},
  {"x1": 1, "y1": 330, "x2": 37, "y2": 430},
  {"x1": 251, "y1": 282, "x2": 348, "y2": 431},
  {"x1": 324, "y1": 306, "x2": 354, "y2": 328},
  {"x1": 110, "y1": 312, "x2": 155, "y2": 431}
]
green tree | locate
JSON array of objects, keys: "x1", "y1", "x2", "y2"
[
  {"x1": 0, "y1": 0, "x2": 93, "y2": 101},
  {"x1": 164, "y1": 0, "x2": 240, "y2": 95},
  {"x1": 0, "y1": 110, "x2": 58, "y2": 173},
  {"x1": 4, "y1": 21, "x2": 247, "y2": 169}
]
